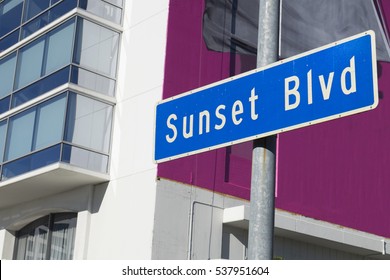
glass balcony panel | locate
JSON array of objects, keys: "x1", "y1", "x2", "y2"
[
  {"x1": 2, "y1": 144, "x2": 61, "y2": 180},
  {"x1": 70, "y1": 66, "x2": 115, "y2": 96},
  {"x1": 79, "y1": 0, "x2": 122, "y2": 24},
  {"x1": 21, "y1": 0, "x2": 77, "y2": 39},
  {"x1": 0, "y1": 96, "x2": 11, "y2": 114},
  {"x1": 61, "y1": 144, "x2": 108, "y2": 173},
  {"x1": 21, "y1": 12, "x2": 50, "y2": 39},
  {"x1": 104, "y1": 0, "x2": 123, "y2": 7},
  {"x1": 11, "y1": 66, "x2": 70, "y2": 108},
  {"x1": 0, "y1": 29, "x2": 19, "y2": 52}
]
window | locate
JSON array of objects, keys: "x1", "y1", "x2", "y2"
[
  {"x1": 0, "y1": 16, "x2": 119, "y2": 113},
  {"x1": 5, "y1": 94, "x2": 66, "y2": 161},
  {"x1": 65, "y1": 93, "x2": 113, "y2": 154},
  {"x1": 73, "y1": 18, "x2": 119, "y2": 78},
  {"x1": 0, "y1": 0, "x2": 23, "y2": 38},
  {"x1": 0, "y1": 52, "x2": 16, "y2": 99},
  {"x1": 15, "y1": 18, "x2": 75, "y2": 89},
  {"x1": 15, "y1": 37, "x2": 45, "y2": 89},
  {"x1": 14, "y1": 213, "x2": 77, "y2": 260},
  {"x1": 79, "y1": 0, "x2": 122, "y2": 24},
  {"x1": 23, "y1": 0, "x2": 50, "y2": 22},
  {"x1": 0, "y1": 91, "x2": 112, "y2": 180}
]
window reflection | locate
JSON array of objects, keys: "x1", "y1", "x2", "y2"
[
  {"x1": 73, "y1": 18, "x2": 119, "y2": 78},
  {"x1": 0, "y1": 0, "x2": 23, "y2": 38},
  {"x1": 0, "y1": 16, "x2": 118, "y2": 109},
  {"x1": 0, "y1": 52, "x2": 16, "y2": 99},
  {"x1": 14, "y1": 213, "x2": 77, "y2": 260},
  {"x1": 0, "y1": 91, "x2": 112, "y2": 180}
]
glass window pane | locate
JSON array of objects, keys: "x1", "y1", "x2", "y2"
[
  {"x1": 15, "y1": 38, "x2": 45, "y2": 89},
  {"x1": 70, "y1": 66, "x2": 115, "y2": 96},
  {"x1": 20, "y1": 12, "x2": 50, "y2": 39},
  {"x1": 79, "y1": 0, "x2": 122, "y2": 24},
  {"x1": 0, "y1": 96, "x2": 10, "y2": 114},
  {"x1": 50, "y1": 213, "x2": 77, "y2": 260},
  {"x1": 44, "y1": 19, "x2": 75, "y2": 75},
  {"x1": 14, "y1": 216, "x2": 49, "y2": 260},
  {"x1": 0, "y1": 52, "x2": 17, "y2": 99},
  {"x1": 0, "y1": 120, "x2": 7, "y2": 162},
  {"x1": 106, "y1": 0, "x2": 123, "y2": 7},
  {"x1": 61, "y1": 144, "x2": 108, "y2": 173},
  {"x1": 23, "y1": 0, "x2": 50, "y2": 22},
  {"x1": 0, "y1": 29, "x2": 19, "y2": 52},
  {"x1": 73, "y1": 19, "x2": 119, "y2": 78},
  {"x1": 65, "y1": 93, "x2": 112, "y2": 153},
  {"x1": 0, "y1": 0, "x2": 23, "y2": 38},
  {"x1": 12, "y1": 66, "x2": 70, "y2": 108},
  {"x1": 5, "y1": 108, "x2": 36, "y2": 161},
  {"x1": 2, "y1": 144, "x2": 61, "y2": 180},
  {"x1": 14, "y1": 213, "x2": 76, "y2": 260},
  {"x1": 34, "y1": 95, "x2": 66, "y2": 150}
]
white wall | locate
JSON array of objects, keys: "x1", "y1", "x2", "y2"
[{"x1": 85, "y1": 0, "x2": 169, "y2": 259}]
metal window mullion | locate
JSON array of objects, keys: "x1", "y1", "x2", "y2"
[
  {"x1": 30, "y1": 105, "x2": 40, "y2": 152},
  {"x1": 45, "y1": 213, "x2": 55, "y2": 260}
]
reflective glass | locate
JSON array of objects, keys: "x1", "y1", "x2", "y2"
[
  {"x1": 79, "y1": 0, "x2": 122, "y2": 24},
  {"x1": 21, "y1": 0, "x2": 77, "y2": 39},
  {"x1": 23, "y1": 0, "x2": 50, "y2": 22},
  {"x1": 73, "y1": 19, "x2": 119, "y2": 78},
  {"x1": 0, "y1": 29, "x2": 19, "y2": 52},
  {"x1": 0, "y1": 0, "x2": 23, "y2": 38},
  {"x1": 12, "y1": 66, "x2": 70, "y2": 108},
  {"x1": 44, "y1": 19, "x2": 75, "y2": 74},
  {"x1": 14, "y1": 213, "x2": 76, "y2": 260},
  {"x1": 15, "y1": 38, "x2": 45, "y2": 89},
  {"x1": 0, "y1": 52, "x2": 17, "y2": 99},
  {"x1": 5, "y1": 108, "x2": 36, "y2": 161},
  {"x1": 61, "y1": 144, "x2": 108, "y2": 173},
  {"x1": 34, "y1": 94, "x2": 66, "y2": 150},
  {"x1": 0, "y1": 96, "x2": 10, "y2": 114},
  {"x1": 0, "y1": 120, "x2": 7, "y2": 161},
  {"x1": 70, "y1": 66, "x2": 116, "y2": 96},
  {"x1": 21, "y1": 11, "x2": 50, "y2": 39},
  {"x1": 14, "y1": 216, "x2": 49, "y2": 260},
  {"x1": 2, "y1": 144, "x2": 60, "y2": 180},
  {"x1": 65, "y1": 93, "x2": 112, "y2": 153},
  {"x1": 104, "y1": 0, "x2": 123, "y2": 7},
  {"x1": 49, "y1": 213, "x2": 77, "y2": 260}
]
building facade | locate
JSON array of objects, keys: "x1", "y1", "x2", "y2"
[{"x1": 0, "y1": 0, "x2": 389, "y2": 260}]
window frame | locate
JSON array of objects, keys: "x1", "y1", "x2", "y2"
[{"x1": 13, "y1": 212, "x2": 77, "y2": 260}]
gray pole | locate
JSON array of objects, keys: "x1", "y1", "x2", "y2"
[{"x1": 247, "y1": 0, "x2": 280, "y2": 260}]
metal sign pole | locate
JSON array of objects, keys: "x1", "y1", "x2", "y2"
[{"x1": 248, "y1": 0, "x2": 280, "y2": 260}]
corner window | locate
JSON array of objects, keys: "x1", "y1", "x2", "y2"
[{"x1": 14, "y1": 212, "x2": 77, "y2": 260}]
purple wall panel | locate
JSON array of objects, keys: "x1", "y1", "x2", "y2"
[
  {"x1": 159, "y1": 0, "x2": 390, "y2": 237},
  {"x1": 158, "y1": 0, "x2": 253, "y2": 199}
]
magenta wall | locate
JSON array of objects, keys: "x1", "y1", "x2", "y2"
[{"x1": 158, "y1": 0, "x2": 390, "y2": 238}]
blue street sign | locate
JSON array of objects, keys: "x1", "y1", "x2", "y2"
[{"x1": 155, "y1": 31, "x2": 378, "y2": 163}]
